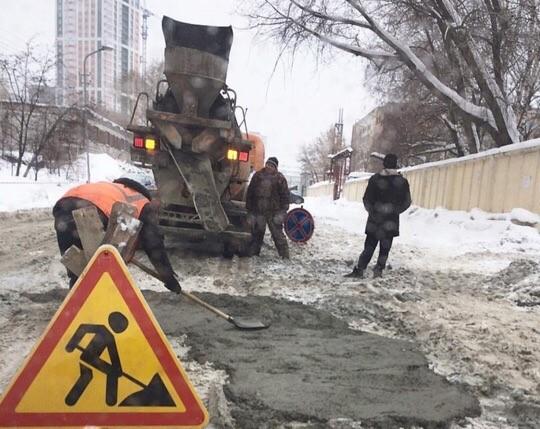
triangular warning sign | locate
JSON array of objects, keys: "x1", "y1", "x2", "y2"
[{"x1": 0, "y1": 245, "x2": 208, "y2": 428}]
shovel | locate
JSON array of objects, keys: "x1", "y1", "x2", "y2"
[
  {"x1": 72, "y1": 346, "x2": 175, "y2": 407},
  {"x1": 119, "y1": 373, "x2": 175, "y2": 407},
  {"x1": 130, "y1": 258, "x2": 269, "y2": 331}
]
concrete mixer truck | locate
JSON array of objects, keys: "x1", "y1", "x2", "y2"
[{"x1": 127, "y1": 16, "x2": 265, "y2": 256}]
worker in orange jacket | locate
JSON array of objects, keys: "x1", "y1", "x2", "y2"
[{"x1": 53, "y1": 177, "x2": 181, "y2": 293}]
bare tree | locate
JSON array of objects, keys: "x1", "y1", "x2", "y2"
[
  {"x1": 248, "y1": 0, "x2": 540, "y2": 150},
  {"x1": 0, "y1": 42, "x2": 56, "y2": 175},
  {"x1": 298, "y1": 125, "x2": 341, "y2": 181},
  {"x1": 22, "y1": 105, "x2": 77, "y2": 180},
  {"x1": 95, "y1": 59, "x2": 165, "y2": 127}
]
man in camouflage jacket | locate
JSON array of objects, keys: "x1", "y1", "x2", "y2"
[{"x1": 246, "y1": 157, "x2": 290, "y2": 258}]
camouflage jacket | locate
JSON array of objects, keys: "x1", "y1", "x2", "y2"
[{"x1": 246, "y1": 167, "x2": 290, "y2": 214}]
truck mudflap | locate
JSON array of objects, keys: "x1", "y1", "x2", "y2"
[{"x1": 167, "y1": 147, "x2": 229, "y2": 232}]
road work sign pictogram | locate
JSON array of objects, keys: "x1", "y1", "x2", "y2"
[{"x1": 0, "y1": 245, "x2": 208, "y2": 428}]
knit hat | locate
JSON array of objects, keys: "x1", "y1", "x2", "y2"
[
  {"x1": 266, "y1": 157, "x2": 279, "y2": 168},
  {"x1": 383, "y1": 153, "x2": 398, "y2": 169}
]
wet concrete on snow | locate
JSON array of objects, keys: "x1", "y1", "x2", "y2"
[{"x1": 7, "y1": 287, "x2": 480, "y2": 428}]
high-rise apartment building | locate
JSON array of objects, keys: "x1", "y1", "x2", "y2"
[{"x1": 56, "y1": 0, "x2": 142, "y2": 114}]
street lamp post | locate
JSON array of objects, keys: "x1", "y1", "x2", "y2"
[{"x1": 83, "y1": 45, "x2": 113, "y2": 183}]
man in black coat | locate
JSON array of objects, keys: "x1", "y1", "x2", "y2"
[{"x1": 345, "y1": 154, "x2": 411, "y2": 279}]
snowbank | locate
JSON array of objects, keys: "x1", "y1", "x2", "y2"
[
  {"x1": 346, "y1": 171, "x2": 372, "y2": 182},
  {"x1": 0, "y1": 154, "x2": 153, "y2": 212},
  {"x1": 303, "y1": 196, "x2": 540, "y2": 272},
  {"x1": 309, "y1": 180, "x2": 332, "y2": 188}
]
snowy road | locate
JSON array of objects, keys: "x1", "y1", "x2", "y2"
[{"x1": 1, "y1": 200, "x2": 540, "y2": 427}]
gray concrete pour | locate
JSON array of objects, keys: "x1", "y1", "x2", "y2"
[{"x1": 145, "y1": 291, "x2": 481, "y2": 428}]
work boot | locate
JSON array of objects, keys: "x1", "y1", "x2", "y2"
[
  {"x1": 373, "y1": 267, "x2": 383, "y2": 279},
  {"x1": 344, "y1": 266, "x2": 364, "y2": 278},
  {"x1": 278, "y1": 246, "x2": 290, "y2": 259}
]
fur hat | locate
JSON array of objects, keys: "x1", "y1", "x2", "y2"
[
  {"x1": 266, "y1": 157, "x2": 279, "y2": 168},
  {"x1": 383, "y1": 153, "x2": 398, "y2": 169}
]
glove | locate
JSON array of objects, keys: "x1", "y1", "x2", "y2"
[{"x1": 164, "y1": 276, "x2": 182, "y2": 294}]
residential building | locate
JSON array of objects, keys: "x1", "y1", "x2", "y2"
[
  {"x1": 350, "y1": 103, "x2": 417, "y2": 172},
  {"x1": 56, "y1": 0, "x2": 142, "y2": 114},
  {"x1": 350, "y1": 105, "x2": 393, "y2": 172}
]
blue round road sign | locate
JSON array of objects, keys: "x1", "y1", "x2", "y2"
[{"x1": 284, "y1": 208, "x2": 315, "y2": 243}]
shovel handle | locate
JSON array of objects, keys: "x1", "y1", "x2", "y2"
[
  {"x1": 180, "y1": 290, "x2": 233, "y2": 323},
  {"x1": 130, "y1": 258, "x2": 234, "y2": 324},
  {"x1": 74, "y1": 345, "x2": 146, "y2": 388}
]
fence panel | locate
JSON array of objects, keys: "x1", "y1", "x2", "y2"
[{"x1": 306, "y1": 140, "x2": 540, "y2": 214}]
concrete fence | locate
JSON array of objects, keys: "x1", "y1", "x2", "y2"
[
  {"x1": 307, "y1": 139, "x2": 540, "y2": 214},
  {"x1": 306, "y1": 181, "x2": 335, "y2": 198}
]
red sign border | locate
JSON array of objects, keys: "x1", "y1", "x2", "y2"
[
  {"x1": 285, "y1": 208, "x2": 315, "y2": 243},
  {"x1": 0, "y1": 246, "x2": 208, "y2": 428}
]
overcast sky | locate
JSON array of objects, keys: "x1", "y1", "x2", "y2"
[{"x1": 0, "y1": 0, "x2": 377, "y2": 171}]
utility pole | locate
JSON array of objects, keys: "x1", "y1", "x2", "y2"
[
  {"x1": 83, "y1": 46, "x2": 113, "y2": 183},
  {"x1": 330, "y1": 108, "x2": 351, "y2": 200},
  {"x1": 334, "y1": 107, "x2": 344, "y2": 151}
]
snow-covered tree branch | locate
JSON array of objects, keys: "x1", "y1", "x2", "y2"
[{"x1": 248, "y1": 0, "x2": 540, "y2": 153}]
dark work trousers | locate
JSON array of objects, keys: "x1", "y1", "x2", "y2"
[
  {"x1": 357, "y1": 234, "x2": 394, "y2": 271},
  {"x1": 53, "y1": 198, "x2": 107, "y2": 288},
  {"x1": 250, "y1": 213, "x2": 289, "y2": 258}
]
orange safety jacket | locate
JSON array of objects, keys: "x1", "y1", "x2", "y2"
[{"x1": 61, "y1": 182, "x2": 150, "y2": 218}]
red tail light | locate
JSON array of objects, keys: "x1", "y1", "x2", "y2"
[
  {"x1": 133, "y1": 135, "x2": 159, "y2": 151},
  {"x1": 134, "y1": 136, "x2": 144, "y2": 148},
  {"x1": 239, "y1": 151, "x2": 249, "y2": 162}
]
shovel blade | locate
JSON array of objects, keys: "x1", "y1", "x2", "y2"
[
  {"x1": 231, "y1": 317, "x2": 269, "y2": 330},
  {"x1": 119, "y1": 374, "x2": 175, "y2": 407}
]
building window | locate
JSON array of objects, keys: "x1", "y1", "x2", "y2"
[
  {"x1": 97, "y1": 0, "x2": 102, "y2": 37},
  {"x1": 121, "y1": 47, "x2": 129, "y2": 94},
  {"x1": 56, "y1": 0, "x2": 63, "y2": 36},
  {"x1": 121, "y1": 95, "x2": 128, "y2": 114},
  {"x1": 121, "y1": 4, "x2": 129, "y2": 45},
  {"x1": 97, "y1": 42, "x2": 102, "y2": 88},
  {"x1": 56, "y1": 44, "x2": 64, "y2": 88}
]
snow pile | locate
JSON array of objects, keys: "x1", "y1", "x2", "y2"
[
  {"x1": 303, "y1": 196, "x2": 540, "y2": 274},
  {"x1": 484, "y1": 259, "x2": 540, "y2": 306},
  {"x1": 346, "y1": 171, "x2": 372, "y2": 183},
  {"x1": 510, "y1": 208, "x2": 540, "y2": 228},
  {"x1": 0, "y1": 158, "x2": 71, "y2": 211},
  {"x1": 0, "y1": 154, "x2": 153, "y2": 212},
  {"x1": 402, "y1": 205, "x2": 540, "y2": 254},
  {"x1": 309, "y1": 180, "x2": 332, "y2": 188}
]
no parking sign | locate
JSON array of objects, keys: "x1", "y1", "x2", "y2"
[{"x1": 284, "y1": 208, "x2": 315, "y2": 243}]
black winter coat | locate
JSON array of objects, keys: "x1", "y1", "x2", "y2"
[{"x1": 363, "y1": 169, "x2": 412, "y2": 239}]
